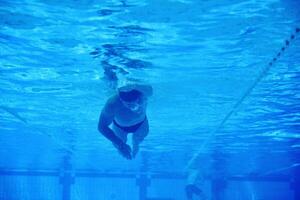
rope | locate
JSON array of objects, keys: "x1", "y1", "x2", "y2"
[
  {"x1": 260, "y1": 163, "x2": 300, "y2": 176},
  {"x1": 186, "y1": 27, "x2": 300, "y2": 170},
  {"x1": 0, "y1": 106, "x2": 27, "y2": 123},
  {"x1": 0, "y1": 106, "x2": 74, "y2": 153}
]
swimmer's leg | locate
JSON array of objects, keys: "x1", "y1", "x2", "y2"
[
  {"x1": 132, "y1": 118, "x2": 149, "y2": 158},
  {"x1": 112, "y1": 124, "x2": 128, "y2": 143}
]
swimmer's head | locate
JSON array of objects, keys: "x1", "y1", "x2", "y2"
[
  {"x1": 118, "y1": 89, "x2": 142, "y2": 102},
  {"x1": 118, "y1": 89, "x2": 143, "y2": 112}
]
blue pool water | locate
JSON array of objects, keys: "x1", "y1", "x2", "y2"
[{"x1": 0, "y1": 0, "x2": 300, "y2": 199}]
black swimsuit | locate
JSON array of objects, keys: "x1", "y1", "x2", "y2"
[{"x1": 113, "y1": 117, "x2": 147, "y2": 133}]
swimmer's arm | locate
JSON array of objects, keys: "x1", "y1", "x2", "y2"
[{"x1": 98, "y1": 98, "x2": 124, "y2": 147}]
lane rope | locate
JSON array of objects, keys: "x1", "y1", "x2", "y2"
[{"x1": 186, "y1": 27, "x2": 300, "y2": 170}]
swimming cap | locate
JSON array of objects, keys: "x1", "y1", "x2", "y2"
[{"x1": 119, "y1": 89, "x2": 141, "y2": 102}]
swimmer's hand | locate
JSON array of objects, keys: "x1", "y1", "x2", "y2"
[{"x1": 115, "y1": 142, "x2": 132, "y2": 160}]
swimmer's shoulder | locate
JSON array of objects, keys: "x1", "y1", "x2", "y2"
[{"x1": 105, "y1": 93, "x2": 121, "y2": 107}]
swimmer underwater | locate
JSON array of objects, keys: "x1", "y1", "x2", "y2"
[{"x1": 98, "y1": 84, "x2": 153, "y2": 159}]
